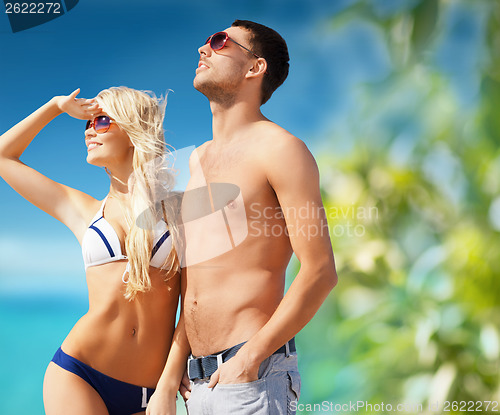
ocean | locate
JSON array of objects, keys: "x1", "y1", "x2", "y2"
[{"x1": 0, "y1": 293, "x2": 188, "y2": 414}]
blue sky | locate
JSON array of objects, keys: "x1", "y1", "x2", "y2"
[
  {"x1": 0, "y1": 1, "x2": 490, "y2": 413},
  {"x1": 0, "y1": 0, "x2": 375, "y2": 294},
  {"x1": 0, "y1": 0, "x2": 485, "y2": 295}
]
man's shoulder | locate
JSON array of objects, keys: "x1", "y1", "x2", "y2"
[
  {"x1": 256, "y1": 121, "x2": 310, "y2": 161},
  {"x1": 257, "y1": 120, "x2": 293, "y2": 138},
  {"x1": 254, "y1": 122, "x2": 318, "y2": 184}
]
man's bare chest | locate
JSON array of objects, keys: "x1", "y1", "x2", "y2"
[
  {"x1": 198, "y1": 145, "x2": 247, "y2": 180},
  {"x1": 184, "y1": 147, "x2": 274, "y2": 219}
]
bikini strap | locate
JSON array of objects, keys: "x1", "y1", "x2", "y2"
[
  {"x1": 122, "y1": 261, "x2": 130, "y2": 284},
  {"x1": 99, "y1": 195, "x2": 109, "y2": 216}
]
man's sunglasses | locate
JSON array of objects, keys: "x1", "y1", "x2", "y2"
[
  {"x1": 205, "y1": 32, "x2": 261, "y2": 59},
  {"x1": 85, "y1": 116, "x2": 116, "y2": 134}
]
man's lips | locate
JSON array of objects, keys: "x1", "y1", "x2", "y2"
[{"x1": 197, "y1": 61, "x2": 209, "y2": 70}]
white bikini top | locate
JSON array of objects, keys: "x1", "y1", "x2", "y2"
[{"x1": 81, "y1": 197, "x2": 172, "y2": 270}]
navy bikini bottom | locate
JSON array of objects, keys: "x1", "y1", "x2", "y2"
[{"x1": 51, "y1": 347, "x2": 155, "y2": 415}]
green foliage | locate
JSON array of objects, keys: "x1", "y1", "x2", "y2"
[{"x1": 297, "y1": 0, "x2": 500, "y2": 413}]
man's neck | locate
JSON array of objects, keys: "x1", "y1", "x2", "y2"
[{"x1": 210, "y1": 100, "x2": 267, "y2": 144}]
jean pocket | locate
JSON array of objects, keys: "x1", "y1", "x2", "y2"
[
  {"x1": 213, "y1": 378, "x2": 269, "y2": 414},
  {"x1": 216, "y1": 378, "x2": 266, "y2": 389},
  {"x1": 287, "y1": 370, "x2": 301, "y2": 413}
]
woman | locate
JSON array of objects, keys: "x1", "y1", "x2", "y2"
[{"x1": 0, "y1": 87, "x2": 181, "y2": 415}]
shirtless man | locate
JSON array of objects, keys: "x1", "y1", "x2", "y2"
[{"x1": 147, "y1": 20, "x2": 337, "y2": 415}]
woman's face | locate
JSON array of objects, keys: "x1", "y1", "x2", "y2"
[{"x1": 84, "y1": 112, "x2": 134, "y2": 169}]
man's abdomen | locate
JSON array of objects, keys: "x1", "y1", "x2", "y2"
[{"x1": 184, "y1": 268, "x2": 284, "y2": 356}]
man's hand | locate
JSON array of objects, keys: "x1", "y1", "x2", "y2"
[{"x1": 206, "y1": 351, "x2": 260, "y2": 388}]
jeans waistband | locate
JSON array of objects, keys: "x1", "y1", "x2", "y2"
[{"x1": 187, "y1": 338, "x2": 296, "y2": 381}]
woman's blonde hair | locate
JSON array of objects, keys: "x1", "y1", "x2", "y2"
[{"x1": 96, "y1": 86, "x2": 180, "y2": 300}]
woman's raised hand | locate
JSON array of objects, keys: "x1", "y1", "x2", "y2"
[{"x1": 56, "y1": 88, "x2": 101, "y2": 120}]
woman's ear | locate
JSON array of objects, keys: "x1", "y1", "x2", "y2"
[{"x1": 246, "y1": 58, "x2": 267, "y2": 79}]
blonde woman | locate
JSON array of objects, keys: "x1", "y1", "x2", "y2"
[{"x1": 0, "y1": 87, "x2": 181, "y2": 415}]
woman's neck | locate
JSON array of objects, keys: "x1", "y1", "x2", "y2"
[{"x1": 106, "y1": 160, "x2": 133, "y2": 195}]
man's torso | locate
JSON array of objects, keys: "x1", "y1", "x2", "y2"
[{"x1": 182, "y1": 128, "x2": 293, "y2": 356}]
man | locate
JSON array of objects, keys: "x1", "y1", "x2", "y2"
[{"x1": 147, "y1": 20, "x2": 337, "y2": 415}]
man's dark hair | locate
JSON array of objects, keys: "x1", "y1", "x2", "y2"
[{"x1": 232, "y1": 19, "x2": 289, "y2": 105}]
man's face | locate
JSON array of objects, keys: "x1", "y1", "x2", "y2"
[{"x1": 194, "y1": 26, "x2": 255, "y2": 105}]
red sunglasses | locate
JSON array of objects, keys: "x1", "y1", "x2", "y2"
[
  {"x1": 85, "y1": 116, "x2": 116, "y2": 134},
  {"x1": 205, "y1": 32, "x2": 261, "y2": 59}
]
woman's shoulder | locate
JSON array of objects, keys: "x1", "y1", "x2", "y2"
[
  {"x1": 75, "y1": 192, "x2": 107, "y2": 225},
  {"x1": 55, "y1": 188, "x2": 105, "y2": 243}
]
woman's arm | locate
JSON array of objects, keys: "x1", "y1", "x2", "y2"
[
  {"x1": 146, "y1": 312, "x2": 191, "y2": 415},
  {"x1": 0, "y1": 89, "x2": 101, "y2": 239}
]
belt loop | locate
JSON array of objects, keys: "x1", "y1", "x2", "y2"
[
  {"x1": 186, "y1": 358, "x2": 191, "y2": 380},
  {"x1": 285, "y1": 341, "x2": 290, "y2": 357},
  {"x1": 216, "y1": 353, "x2": 223, "y2": 368},
  {"x1": 141, "y1": 387, "x2": 148, "y2": 408}
]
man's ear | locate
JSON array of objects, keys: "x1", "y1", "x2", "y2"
[{"x1": 246, "y1": 58, "x2": 267, "y2": 79}]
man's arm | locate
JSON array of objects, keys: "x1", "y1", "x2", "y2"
[{"x1": 208, "y1": 131, "x2": 337, "y2": 386}]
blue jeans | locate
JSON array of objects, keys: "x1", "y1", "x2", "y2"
[{"x1": 186, "y1": 352, "x2": 301, "y2": 415}]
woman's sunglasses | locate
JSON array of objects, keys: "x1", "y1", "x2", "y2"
[
  {"x1": 205, "y1": 32, "x2": 261, "y2": 59},
  {"x1": 85, "y1": 116, "x2": 116, "y2": 134}
]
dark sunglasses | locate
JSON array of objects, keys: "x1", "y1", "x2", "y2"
[
  {"x1": 205, "y1": 32, "x2": 261, "y2": 59},
  {"x1": 85, "y1": 116, "x2": 116, "y2": 134}
]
